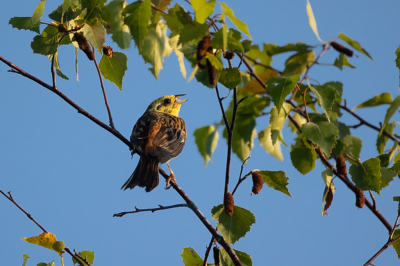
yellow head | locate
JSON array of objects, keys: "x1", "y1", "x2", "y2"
[{"x1": 146, "y1": 94, "x2": 188, "y2": 117}]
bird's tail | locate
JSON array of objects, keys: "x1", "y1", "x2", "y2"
[{"x1": 121, "y1": 155, "x2": 159, "y2": 192}]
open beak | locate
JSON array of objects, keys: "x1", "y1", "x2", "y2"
[{"x1": 175, "y1": 94, "x2": 188, "y2": 104}]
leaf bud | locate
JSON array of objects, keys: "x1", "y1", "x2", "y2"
[
  {"x1": 355, "y1": 189, "x2": 365, "y2": 208},
  {"x1": 251, "y1": 171, "x2": 264, "y2": 195},
  {"x1": 331, "y1": 41, "x2": 354, "y2": 57},
  {"x1": 213, "y1": 246, "x2": 220, "y2": 266},
  {"x1": 336, "y1": 155, "x2": 347, "y2": 176},
  {"x1": 74, "y1": 32, "x2": 95, "y2": 61},
  {"x1": 224, "y1": 192, "x2": 234, "y2": 216}
]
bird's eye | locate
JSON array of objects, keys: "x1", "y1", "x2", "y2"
[{"x1": 164, "y1": 98, "x2": 172, "y2": 104}]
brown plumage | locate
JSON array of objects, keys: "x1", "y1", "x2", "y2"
[{"x1": 121, "y1": 95, "x2": 187, "y2": 192}]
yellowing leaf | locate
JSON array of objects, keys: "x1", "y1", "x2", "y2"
[
  {"x1": 306, "y1": 0, "x2": 323, "y2": 43},
  {"x1": 22, "y1": 232, "x2": 65, "y2": 256},
  {"x1": 191, "y1": 0, "x2": 216, "y2": 24},
  {"x1": 241, "y1": 69, "x2": 279, "y2": 94},
  {"x1": 220, "y1": 2, "x2": 252, "y2": 39}
]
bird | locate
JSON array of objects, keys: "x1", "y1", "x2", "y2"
[{"x1": 121, "y1": 94, "x2": 187, "y2": 192}]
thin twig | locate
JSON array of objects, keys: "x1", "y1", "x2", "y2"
[
  {"x1": 289, "y1": 44, "x2": 327, "y2": 101},
  {"x1": 215, "y1": 85, "x2": 230, "y2": 133},
  {"x1": 74, "y1": 249, "x2": 92, "y2": 266},
  {"x1": 40, "y1": 21, "x2": 57, "y2": 27},
  {"x1": 287, "y1": 114, "x2": 393, "y2": 232},
  {"x1": 244, "y1": 55, "x2": 282, "y2": 74},
  {"x1": 64, "y1": 247, "x2": 85, "y2": 266},
  {"x1": 92, "y1": 46, "x2": 116, "y2": 129},
  {"x1": 0, "y1": 56, "x2": 131, "y2": 150},
  {"x1": 51, "y1": 53, "x2": 57, "y2": 89},
  {"x1": 113, "y1": 204, "x2": 188, "y2": 217},
  {"x1": 0, "y1": 190, "x2": 47, "y2": 233},
  {"x1": 302, "y1": 84, "x2": 311, "y2": 122},
  {"x1": 202, "y1": 237, "x2": 215, "y2": 266},
  {"x1": 369, "y1": 190, "x2": 377, "y2": 211},
  {"x1": 231, "y1": 156, "x2": 251, "y2": 196},
  {"x1": 151, "y1": 3, "x2": 169, "y2": 16},
  {"x1": 338, "y1": 104, "x2": 399, "y2": 144}
]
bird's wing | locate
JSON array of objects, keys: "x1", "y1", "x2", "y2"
[
  {"x1": 152, "y1": 118, "x2": 186, "y2": 163},
  {"x1": 130, "y1": 112, "x2": 162, "y2": 151}
]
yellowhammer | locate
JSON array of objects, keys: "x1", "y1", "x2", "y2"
[{"x1": 121, "y1": 94, "x2": 187, "y2": 192}]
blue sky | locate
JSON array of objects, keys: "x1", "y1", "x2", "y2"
[{"x1": 1, "y1": 0, "x2": 400, "y2": 265}]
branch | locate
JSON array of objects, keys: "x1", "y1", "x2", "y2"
[
  {"x1": 113, "y1": 204, "x2": 188, "y2": 217},
  {"x1": 0, "y1": 190, "x2": 47, "y2": 233},
  {"x1": 338, "y1": 103, "x2": 399, "y2": 144},
  {"x1": 157, "y1": 168, "x2": 243, "y2": 266},
  {"x1": 74, "y1": 249, "x2": 92, "y2": 266},
  {"x1": 92, "y1": 48, "x2": 116, "y2": 129},
  {"x1": 1, "y1": 190, "x2": 89, "y2": 266},
  {"x1": 202, "y1": 237, "x2": 215, "y2": 266},
  {"x1": 243, "y1": 55, "x2": 282, "y2": 74},
  {"x1": 0, "y1": 55, "x2": 131, "y2": 149},
  {"x1": 151, "y1": 3, "x2": 169, "y2": 16},
  {"x1": 64, "y1": 247, "x2": 86, "y2": 266}
]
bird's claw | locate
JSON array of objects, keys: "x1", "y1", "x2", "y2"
[{"x1": 165, "y1": 174, "x2": 176, "y2": 190}]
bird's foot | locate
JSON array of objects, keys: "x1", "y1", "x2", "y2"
[{"x1": 165, "y1": 173, "x2": 176, "y2": 190}]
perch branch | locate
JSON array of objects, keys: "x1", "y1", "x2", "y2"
[{"x1": 113, "y1": 204, "x2": 188, "y2": 217}]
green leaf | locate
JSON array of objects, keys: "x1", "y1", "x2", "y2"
[
  {"x1": 353, "y1": 93, "x2": 393, "y2": 110},
  {"x1": 31, "y1": 26, "x2": 67, "y2": 55},
  {"x1": 306, "y1": 0, "x2": 323, "y2": 42},
  {"x1": 193, "y1": 125, "x2": 219, "y2": 166},
  {"x1": 211, "y1": 205, "x2": 255, "y2": 244},
  {"x1": 48, "y1": 3, "x2": 82, "y2": 23},
  {"x1": 258, "y1": 170, "x2": 291, "y2": 197},
  {"x1": 376, "y1": 122, "x2": 395, "y2": 154},
  {"x1": 290, "y1": 147, "x2": 317, "y2": 174},
  {"x1": 334, "y1": 53, "x2": 355, "y2": 70},
  {"x1": 211, "y1": 27, "x2": 244, "y2": 53},
  {"x1": 308, "y1": 83, "x2": 339, "y2": 122},
  {"x1": 106, "y1": 1, "x2": 131, "y2": 49},
  {"x1": 194, "y1": 66, "x2": 218, "y2": 88},
  {"x1": 9, "y1": 0, "x2": 46, "y2": 34},
  {"x1": 269, "y1": 103, "x2": 293, "y2": 144},
  {"x1": 166, "y1": 3, "x2": 189, "y2": 31},
  {"x1": 393, "y1": 229, "x2": 400, "y2": 259},
  {"x1": 72, "y1": 250, "x2": 95, "y2": 265},
  {"x1": 321, "y1": 168, "x2": 335, "y2": 216},
  {"x1": 206, "y1": 52, "x2": 223, "y2": 70},
  {"x1": 191, "y1": 0, "x2": 216, "y2": 24},
  {"x1": 39, "y1": 260, "x2": 54, "y2": 266},
  {"x1": 349, "y1": 158, "x2": 382, "y2": 194},
  {"x1": 288, "y1": 112, "x2": 307, "y2": 134},
  {"x1": 282, "y1": 50, "x2": 316, "y2": 76},
  {"x1": 181, "y1": 247, "x2": 212, "y2": 266},
  {"x1": 246, "y1": 45, "x2": 273, "y2": 75},
  {"x1": 220, "y1": 248, "x2": 252, "y2": 266},
  {"x1": 224, "y1": 94, "x2": 269, "y2": 161},
  {"x1": 219, "y1": 67, "x2": 241, "y2": 89},
  {"x1": 49, "y1": 52, "x2": 69, "y2": 80},
  {"x1": 258, "y1": 127, "x2": 283, "y2": 161},
  {"x1": 338, "y1": 32, "x2": 373, "y2": 61},
  {"x1": 140, "y1": 21, "x2": 169, "y2": 79},
  {"x1": 395, "y1": 46, "x2": 400, "y2": 71},
  {"x1": 99, "y1": 52, "x2": 127, "y2": 90},
  {"x1": 264, "y1": 42, "x2": 311, "y2": 56},
  {"x1": 380, "y1": 167, "x2": 396, "y2": 189},
  {"x1": 220, "y1": 2, "x2": 251, "y2": 39},
  {"x1": 349, "y1": 135, "x2": 362, "y2": 161},
  {"x1": 82, "y1": 20, "x2": 105, "y2": 54},
  {"x1": 22, "y1": 254, "x2": 30, "y2": 266},
  {"x1": 169, "y1": 35, "x2": 186, "y2": 78},
  {"x1": 301, "y1": 121, "x2": 338, "y2": 156},
  {"x1": 266, "y1": 75, "x2": 299, "y2": 112},
  {"x1": 179, "y1": 23, "x2": 209, "y2": 45},
  {"x1": 381, "y1": 95, "x2": 400, "y2": 134},
  {"x1": 124, "y1": 0, "x2": 152, "y2": 51}
]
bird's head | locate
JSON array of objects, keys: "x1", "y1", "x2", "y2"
[{"x1": 146, "y1": 94, "x2": 188, "y2": 117}]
